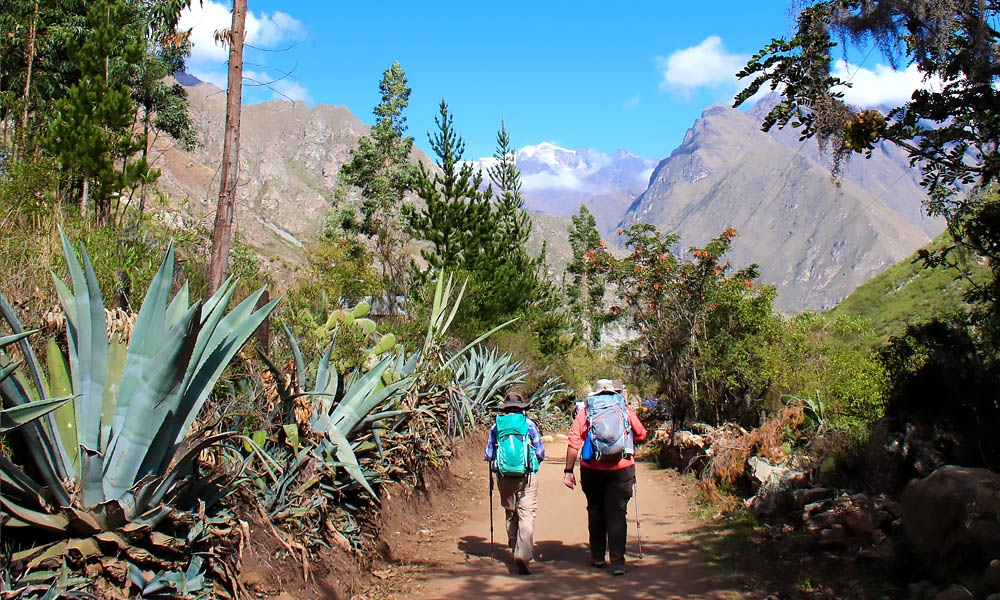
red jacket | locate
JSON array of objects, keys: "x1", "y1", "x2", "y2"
[{"x1": 568, "y1": 397, "x2": 647, "y2": 470}]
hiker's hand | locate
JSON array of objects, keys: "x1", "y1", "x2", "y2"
[{"x1": 563, "y1": 472, "x2": 576, "y2": 489}]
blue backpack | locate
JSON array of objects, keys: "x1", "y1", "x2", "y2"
[
  {"x1": 494, "y1": 413, "x2": 538, "y2": 477},
  {"x1": 585, "y1": 393, "x2": 633, "y2": 462}
]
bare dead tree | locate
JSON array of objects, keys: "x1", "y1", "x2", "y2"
[{"x1": 207, "y1": 0, "x2": 247, "y2": 294}]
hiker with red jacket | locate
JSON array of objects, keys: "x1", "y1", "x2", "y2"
[
  {"x1": 563, "y1": 378, "x2": 647, "y2": 575},
  {"x1": 484, "y1": 391, "x2": 546, "y2": 575}
]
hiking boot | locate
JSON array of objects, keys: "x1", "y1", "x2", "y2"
[
  {"x1": 612, "y1": 565, "x2": 627, "y2": 576},
  {"x1": 514, "y1": 558, "x2": 531, "y2": 575},
  {"x1": 591, "y1": 559, "x2": 607, "y2": 567}
]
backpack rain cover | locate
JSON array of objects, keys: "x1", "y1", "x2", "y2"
[{"x1": 585, "y1": 393, "x2": 634, "y2": 462}]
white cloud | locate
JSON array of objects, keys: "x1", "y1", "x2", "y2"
[
  {"x1": 658, "y1": 36, "x2": 748, "y2": 97},
  {"x1": 831, "y1": 60, "x2": 942, "y2": 107},
  {"x1": 178, "y1": 1, "x2": 232, "y2": 64},
  {"x1": 521, "y1": 171, "x2": 585, "y2": 191},
  {"x1": 246, "y1": 10, "x2": 303, "y2": 48},
  {"x1": 623, "y1": 94, "x2": 640, "y2": 108},
  {"x1": 178, "y1": 1, "x2": 308, "y2": 102}
]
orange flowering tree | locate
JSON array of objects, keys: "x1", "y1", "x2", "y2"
[{"x1": 591, "y1": 224, "x2": 779, "y2": 426}]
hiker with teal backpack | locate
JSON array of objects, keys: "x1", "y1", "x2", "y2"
[
  {"x1": 563, "y1": 378, "x2": 647, "y2": 575},
  {"x1": 484, "y1": 391, "x2": 546, "y2": 575}
]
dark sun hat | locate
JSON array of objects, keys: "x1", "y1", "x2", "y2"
[{"x1": 499, "y1": 391, "x2": 530, "y2": 410}]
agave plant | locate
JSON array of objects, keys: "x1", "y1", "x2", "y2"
[
  {"x1": 448, "y1": 346, "x2": 526, "y2": 430},
  {"x1": 0, "y1": 231, "x2": 277, "y2": 594},
  {"x1": 259, "y1": 312, "x2": 415, "y2": 501},
  {"x1": 526, "y1": 375, "x2": 570, "y2": 409}
]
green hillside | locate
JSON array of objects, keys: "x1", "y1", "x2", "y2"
[{"x1": 828, "y1": 231, "x2": 986, "y2": 340}]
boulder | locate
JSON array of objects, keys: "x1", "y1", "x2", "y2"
[
  {"x1": 985, "y1": 559, "x2": 1000, "y2": 591},
  {"x1": 901, "y1": 466, "x2": 1000, "y2": 578},
  {"x1": 841, "y1": 506, "x2": 877, "y2": 536},
  {"x1": 932, "y1": 585, "x2": 973, "y2": 600},
  {"x1": 657, "y1": 430, "x2": 707, "y2": 473},
  {"x1": 748, "y1": 455, "x2": 787, "y2": 485},
  {"x1": 748, "y1": 460, "x2": 811, "y2": 517}
]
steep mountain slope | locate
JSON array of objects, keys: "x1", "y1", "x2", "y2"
[
  {"x1": 828, "y1": 232, "x2": 984, "y2": 340},
  {"x1": 622, "y1": 102, "x2": 943, "y2": 313},
  {"x1": 155, "y1": 79, "x2": 370, "y2": 271},
  {"x1": 154, "y1": 81, "x2": 938, "y2": 314}
]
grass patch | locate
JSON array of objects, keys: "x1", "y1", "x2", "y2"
[
  {"x1": 830, "y1": 231, "x2": 984, "y2": 340},
  {"x1": 686, "y1": 504, "x2": 905, "y2": 599}
]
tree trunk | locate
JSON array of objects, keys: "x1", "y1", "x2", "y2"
[
  {"x1": 207, "y1": 0, "x2": 247, "y2": 294},
  {"x1": 17, "y1": 0, "x2": 39, "y2": 160},
  {"x1": 689, "y1": 324, "x2": 699, "y2": 421},
  {"x1": 81, "y1": 178, "x2": 89, "y2": 217}
]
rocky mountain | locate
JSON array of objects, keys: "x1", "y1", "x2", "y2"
[
  {"x1": 621, "y1": 99, "x2": 944, "y2": 313},
  {"x1": 155, "y1": 80, "x2": 939, "y2": 315},
  {"x1": 155, "y1": 78, "x2": 371, "y2": 272}
]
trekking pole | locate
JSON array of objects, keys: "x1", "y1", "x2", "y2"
[
  {"x1": 633, "y1": 480, "x2": 644, "y2": 559},
  {"x1": 489, "y1": 467, "x2": 495, "y2": 562}
]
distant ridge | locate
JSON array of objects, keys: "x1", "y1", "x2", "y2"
[
  {"x1": 173, "y1": 71, "x2": 205, "y2": 87},
  {"x1": 153, "y1": 82, "x2": 940, "y2": 312},
  {"x1": 621, "y1": 98, "x2": 944, "y2": 313}
]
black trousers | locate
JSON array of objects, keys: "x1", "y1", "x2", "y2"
[{"x1": 580, "y1": 464, "x2": 635, "y2": 566}]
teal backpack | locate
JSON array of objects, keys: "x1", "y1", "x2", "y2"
[{"x1": 494, "y1": 413, "x2": 538, "y2": 477}]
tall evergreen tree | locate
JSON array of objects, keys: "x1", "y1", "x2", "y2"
[
  {"x1": 0, "y1": 0, "x2": 87, "y2": 156},
  {"x1": 404, "y1": 99, "x2": 488, "y2": 272},
  {"x1": 339, "y1": 62, "x2": 419, "y2": 315},
  {"x1": 566, "y1": 205, "x2": 606, "y2": 347},
  {"x1": 2, "y1": 0, "x2": 195, "y2": 224},
  {"x1": 477, "y1": 120, "x2": 542, "y2": 321},
  {"x1": 44, "y1": 0, "x2": 148, "y2": 224},
  {"x1": 129, "y1": 0, "x2": 198, "y2": 220}
]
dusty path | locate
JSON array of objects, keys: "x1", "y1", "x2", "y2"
[{"x1": 383, "y1": 435, "x2": 743, "y2": 600}]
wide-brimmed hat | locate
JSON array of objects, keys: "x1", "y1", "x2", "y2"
[
  {"x1": 499, "y1": 391, "x2": 530, "y2": 410},
  {"x1": 588, "y1": 379, "x2": 617, "y2": 396},
  {"x1": 612, "y1": 379, "x2": 624, "y2": 393}
]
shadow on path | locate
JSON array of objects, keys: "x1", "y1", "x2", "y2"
[{"x1": 397, "y1": 441, "x2": 742, "y2": 599}]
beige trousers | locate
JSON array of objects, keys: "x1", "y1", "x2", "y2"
[{"x1": 496, "y1": 472, "x2": 539, "y2": 563}]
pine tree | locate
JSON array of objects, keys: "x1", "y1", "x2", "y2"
[
  {"x1": 476, "y1": 120, "x2": 542, "y2": 322},
  {"x1": 566, "y1": 205, "x2": 606, "y2": 347},
  {"x1": 339, "y1": 62, "x2": 419, "y2": 315},
  {"x1": 404, "y1": 99, "x2": 486, "y2": 272},
  {"x1": 44, "y1": 0, "x2": 148, "y2": 224},
  {"x1": 4, "y1": 0, "x2": 196, "y2": 225}
]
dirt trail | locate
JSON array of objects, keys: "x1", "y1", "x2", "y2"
[{"x1": 384, "y1": 435, "x2": 743, "y2": 600}]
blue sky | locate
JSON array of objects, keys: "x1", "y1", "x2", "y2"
[{"x1": 179, "y1": 2, "x2": 935, "y2": 161}]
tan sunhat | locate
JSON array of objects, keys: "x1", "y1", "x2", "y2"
[{"x1": 589, "y1": 379, "x2": 616, "y2": 396}]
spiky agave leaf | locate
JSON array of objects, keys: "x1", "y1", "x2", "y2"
[
  {"x1": 54, "y1": 233, "x2": 109, "y2": 464},
  {"x1": 0, "y1": 396, "x2": 72, "y2": 433},
  {"x1": 1, "y1": 233, "x2": 275, "y2": 598},
  {"x1": 0, "y1": 294, "x2": 73, "y2": 507}
]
